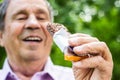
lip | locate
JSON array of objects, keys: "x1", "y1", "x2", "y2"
[{"x1": 22, "y1": 35, "x2": 43, "y2": 43}]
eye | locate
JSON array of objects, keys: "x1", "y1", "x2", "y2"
[
  {"x1": 17, "y1": 17, "x2": 27, "y2": 20},
  {"x1": 16, "y1": 15, "x2": 27, "y2": 20},
  {"x1": 36, "y1": 14, "x2": 47, "y2": 21},
  {"x1": 37, "y1": 17, "x2": 45, "y2": 20}
]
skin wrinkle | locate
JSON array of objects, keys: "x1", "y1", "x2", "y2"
[
  {"x1": 0, "y1": 0, "x2": 53, "y2": 30},
  {"x1": 0, "y1": 0, "x2": 113, "y2": 80},
  {"x1": 0, "y1": 0, "x2": 53, "y2": 79}
]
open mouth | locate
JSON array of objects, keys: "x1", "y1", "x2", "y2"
[{"x1": 23, "y1": 36, "x2": 43, "y2": 42}]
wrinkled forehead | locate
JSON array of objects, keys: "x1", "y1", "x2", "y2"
[
  {"x1": 7, "y1": 0, "x2": 49, "y2": 13},
  {"x1": 9, "y1": 0, "x2": 47, "y2": 5}
]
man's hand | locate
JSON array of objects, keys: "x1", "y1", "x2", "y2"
[{"x1": 68, "y1": 33, "x2": 113, "y2": 80}]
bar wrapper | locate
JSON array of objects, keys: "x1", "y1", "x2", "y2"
[
  {"x1": 53, "y1": 28, "x2": 69, "y2": 52},
  {"x1": 47, "y1": 23, "x2": 88, "y2": 61}
]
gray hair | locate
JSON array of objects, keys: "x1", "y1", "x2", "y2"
[
  {"x1": 45, "y1": 0, "x2": 54, "y2": 22},
  {"x1": 0, "y1": 0, "x2": 10, "y2": 30},
  {"x1": 0, "y1": 0, "x2": 54, "y2": 30}
]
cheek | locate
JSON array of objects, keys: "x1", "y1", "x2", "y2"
[
  {"x1": 9, "y1": 23, "x2": 23, "y2": 36},
  {"x1": 2, "y1": 23, "x2": 23, "y2": 44},
  {"x1": 40, "y1": 22, "x2": 52, "y2": 39},
  {"x1": 42, "y1": 23, "x2": 53, "y2": 46}
]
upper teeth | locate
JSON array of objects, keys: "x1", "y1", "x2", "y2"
[{"x1": 25, "y1": 37, "x2": 41, "y2": 41}]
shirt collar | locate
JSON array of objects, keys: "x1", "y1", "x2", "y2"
[
  {"x1": 44, "y1": 57, "x2": 56, "y2": 79},
  {"x1": 0, "y1": 59, "x2": 15, "y2": 79},
  {"x1": 1, "y1": 59, "x2": 21, "y2": 80},
  {"x1": 0, "y1": 57, "x2": 55, "y2": 80}
]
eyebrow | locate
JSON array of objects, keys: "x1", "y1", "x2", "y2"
[
  {"x1": 11, "y1": 10, "x2": 27, "y2": 20},
  {"x1": 13, "y1": 8, "x2": 49, "y2": 16},
  {"x1": 11, "y1": 7, "x2": 50, "y2": 20},
  {"x1": 35, "y1": 8, "x2": 49, "y2": 15},
  {"x1": 13, "y1": 10, "x2": 28, "y2": 17}
]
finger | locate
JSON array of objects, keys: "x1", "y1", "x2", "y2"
[
  {"x1": 68, "y1": 37, "x2": 99, "y2": 46},
  {"x1": 69, "y1": 33, "x2": 91, "y2": 38},
  {"x1": 73, "y1": 42, "x2": 112, "y2": 61},
  {"x1": 73, "y1": 56, "x2": 113, "y2": 76},
  {"x1": 73, "y1": 56, "x2": 112, "y2": 71}
]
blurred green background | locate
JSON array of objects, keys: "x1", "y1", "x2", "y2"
[{"x1": 0, "y1": 0, "x2": 120, "y2": 80}]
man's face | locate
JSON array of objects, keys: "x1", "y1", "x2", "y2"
[{"x1": 0, "y1": 0, "x2": 53, "y2": 61}]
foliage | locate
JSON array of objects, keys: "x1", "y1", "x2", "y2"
[
  {"x1": 48, "y1": 0, "x2": 120, "y2": 80},
  {"x1": 0, "y1": 0, "x2": 120, "y2": 80}
]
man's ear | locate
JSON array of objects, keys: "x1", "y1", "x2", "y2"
[{"x1": 0, "y1": 31, "x2": 4, "y2": 47}]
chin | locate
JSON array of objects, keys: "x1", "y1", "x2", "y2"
[{"x1": 22, "y1": 53, "x2": 47, "y2": 61}]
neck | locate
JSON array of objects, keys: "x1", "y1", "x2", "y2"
[{"x1": 8, "y1": 57, "x2": 48, "y2": 79}]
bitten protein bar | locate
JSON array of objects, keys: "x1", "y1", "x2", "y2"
[{"x1": 47, "y1": 23, "x2": 89, "y2": 62}]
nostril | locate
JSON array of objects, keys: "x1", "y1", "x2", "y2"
[{"x1": 25, "y1": 26, "x2": 39, "y2": 30}]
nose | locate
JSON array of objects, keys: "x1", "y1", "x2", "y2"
[{"x1": 25, "y1": 15, "x2": 40, "y2": 30}]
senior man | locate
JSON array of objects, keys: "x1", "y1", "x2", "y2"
[{"x1": 0, "y1": 0, "x2": 113, "y2": 80}]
